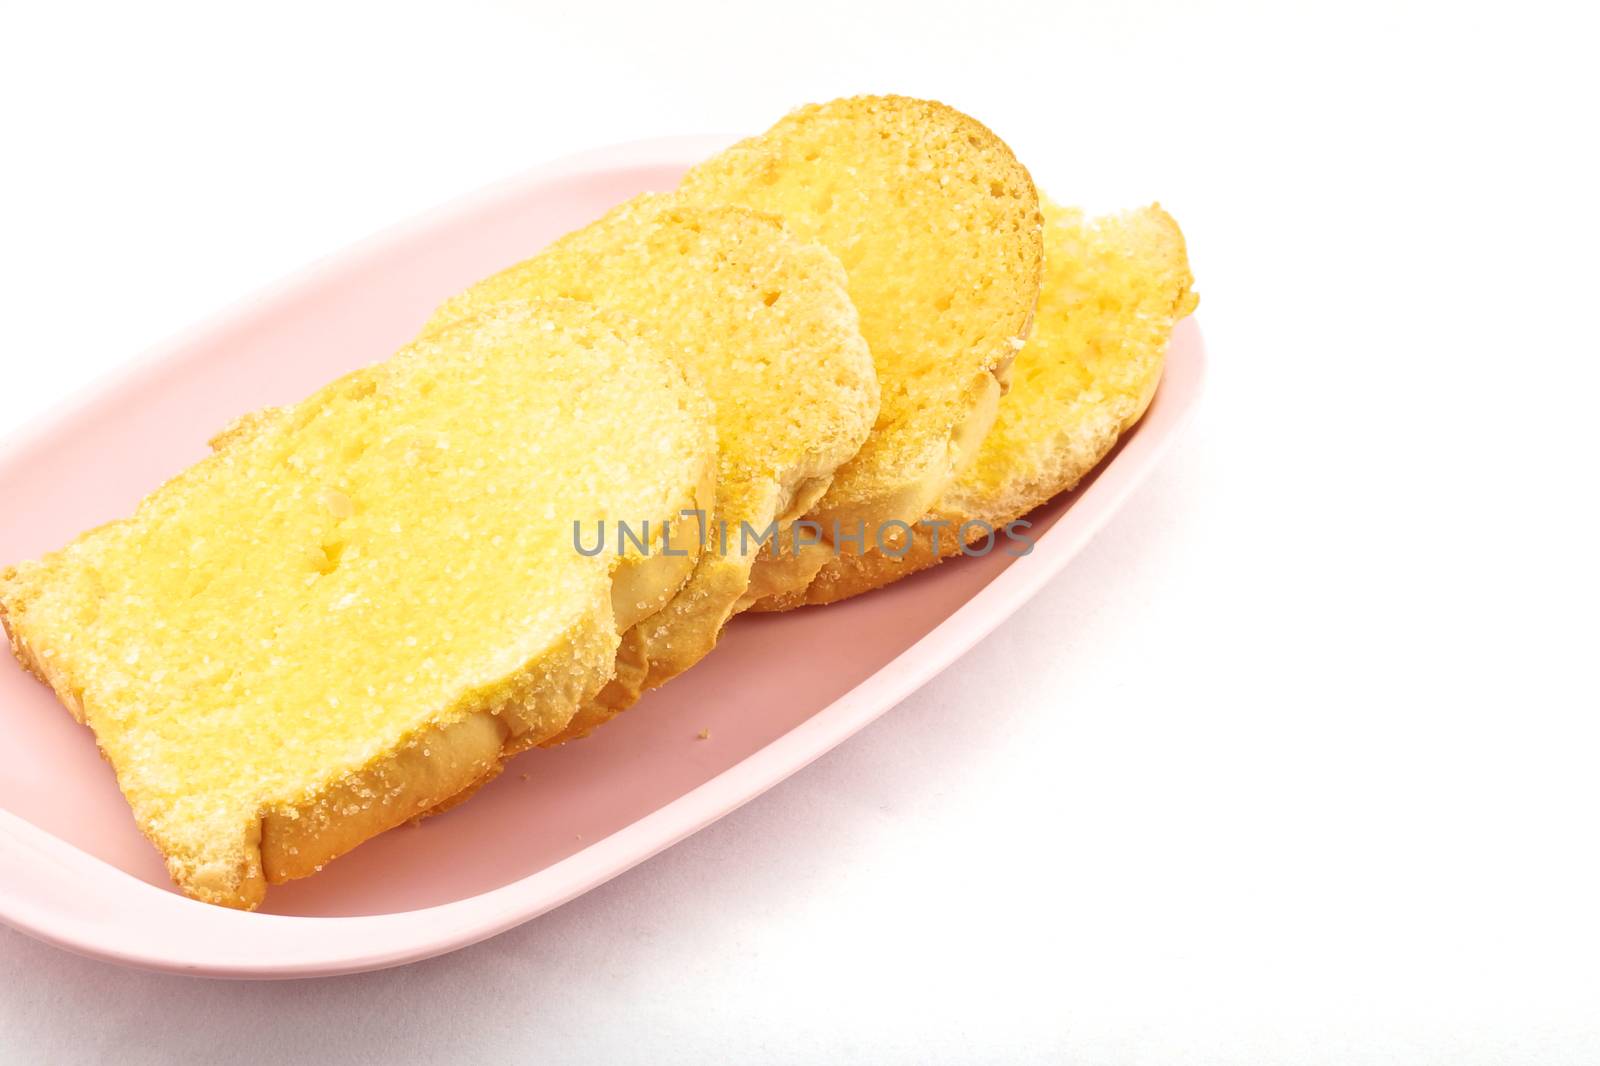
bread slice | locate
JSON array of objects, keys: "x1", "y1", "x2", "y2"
[
  {"x1": 0, "y1": 301, "x2": 715, "y2": 909},
  {"x1": 676, "y1": 95, "x2": 1043, "y2": 589},
  {"x1": 756, "y1": 198, "x2": 1198, "y2": 607},
  {"x1": 422, "y1": 195, "x2": 877, "y2": 741}
]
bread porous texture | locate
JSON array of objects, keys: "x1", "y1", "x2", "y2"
[{"x1": 0, "y1": 301, "x2": 715, "y2": 908}]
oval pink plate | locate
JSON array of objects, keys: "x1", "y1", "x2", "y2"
[{"x1": 0, "y1": 138, "x2": 1206, "y2": 977}]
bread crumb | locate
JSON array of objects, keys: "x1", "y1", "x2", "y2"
[{"x1": 697, "y1": 728, "x2": 711, "y2": 740}]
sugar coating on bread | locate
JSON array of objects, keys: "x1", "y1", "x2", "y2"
[
  {"x1": 0, "y1": 301, "x2": 715, "y2": 908},
  {"x1": 425, "y1": 195, "x2": 877, "y2": 737},
  {"x1": 677, "y1": 95, "x2": 1043, "y2": 554},
  {"x1": 760, "y1": 199, "x2": 1198, "y2": 607}
]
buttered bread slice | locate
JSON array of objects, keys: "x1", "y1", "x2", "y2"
[
  {"x1": 424, "y1": 195, "x2": 877, "y2": 741},
  {"x1": 0, "y1": 301, "x2": 715, "y2": 909},
  {"x1": 677, "y1": 95, "x2": 1044, "y2": 591},
  {"x1": 766, "y1": 199, "x2": 1198, "y2": 606}
]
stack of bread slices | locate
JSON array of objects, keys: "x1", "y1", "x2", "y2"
[{"x1": 0, "y1": 96, "x2": 1197, "y2": 909}]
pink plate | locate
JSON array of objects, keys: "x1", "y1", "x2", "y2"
[{"x1": 0, "y1": 138, "x2": 1206, "y2": 977}]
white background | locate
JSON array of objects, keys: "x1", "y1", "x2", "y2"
[{"x1": 2, "y1": 1, "x2": 1596, "y2": 1062}]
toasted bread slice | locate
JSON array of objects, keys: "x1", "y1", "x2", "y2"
[
  {"x1": 0, "y1": 301, "x2": 715, "y2": 909},
  {"x1": 677, "y1": 95, "x2": 1043, "y2": 586},
  {"x1": 756, "y1": 199, "x2": 1198, "y2": 607},
  {"x1": 422, "y1": 194, "x2": 876, "y2": 740}
]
